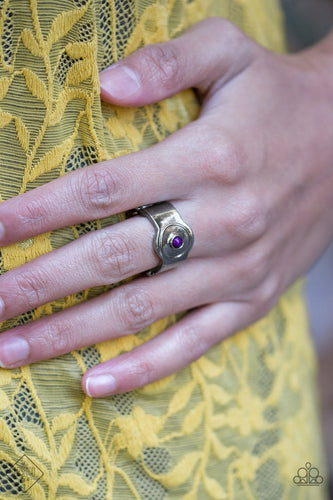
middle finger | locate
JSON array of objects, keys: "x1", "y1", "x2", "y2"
[
  {"x1": 0, "y1": 190, "x2": 263, "y2": 321},
  {"x1": 0, "y1": 216, "x2": 157, "y2": 322}
]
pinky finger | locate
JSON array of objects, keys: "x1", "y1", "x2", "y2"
[{"x1": 81, "y1": 301, "x2": 254, "y2": 398}]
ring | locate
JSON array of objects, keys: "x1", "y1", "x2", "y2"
[{"x1": 130, "y1": 201, "x2": 194, "y2": 276}]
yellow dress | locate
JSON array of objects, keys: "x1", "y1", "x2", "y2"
[{"x1": 0, "y1": 1, "x2": 328, "y2": 498}]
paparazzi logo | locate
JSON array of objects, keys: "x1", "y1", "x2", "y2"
[{"x1": 293, "y1": 462, "x2": 324, "y2": 486}]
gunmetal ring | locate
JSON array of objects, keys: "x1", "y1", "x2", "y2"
[{"x1": 130, "y1": 201, "x2": 194, "y2": 276}]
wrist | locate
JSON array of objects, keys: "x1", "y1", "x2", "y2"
[
  {"x1": 278, "y1": 36, "x2": 333, "y2": 240},
  {"x1": 295, "y1": 29, "x2": 333, "y2": 95}
]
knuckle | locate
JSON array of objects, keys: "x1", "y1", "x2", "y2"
[
  {"x1": 199, "y1": 133, "x2": 245, "y2": 186},
  {"x1": 17, "y1": 197, "x2": 48, "y2": 229},
  {"x1": 203, "y1": 17, "x2": 238, "y2": 35},
  {"x1": 227, "y1": 195, "x2": 268, "y2": 243},
  {"x1": 236, "y1": 244, "x2": 270, "y2": 289},
  {"x1": 253, "y1": 275, "x2": 280, "y2": 315},
  {"x1": 14, "y1": 270, "x2": 49, "y2": 309},
  {"x1": 208, "y1": 17, "x2": 248, "y2": 51},
  {"x1": 119, "y1": 287, "x2": 156, "y2": 332},
  {"x1": 127, "y1": 355, "x2": 156, "y2": 387},
  {"x1": 91, "y1": 230, "x2": 137, "y2": 281},
  {"x1": 175, "y1": 322, "x2": 207, "y2": 360},
  {"x1": 37, "y1": 320, "x2": 73, "y2": 357},
  {"x1": 198, "y1": 16, "x2": 230, "y2": 31},
  {"x1": 75, "y1": 166, "x2": 123, "y2": 214},
  {"x1": 140, "y1": 43, "x2": 181, "y2": 88},
  {"x1": 221, "y1": 18, "x2": 246, "y2": 43}
]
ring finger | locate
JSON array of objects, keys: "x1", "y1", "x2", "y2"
[
  {"x1": 0, "y1": 191, "x2": 253, "y2": 322},
  {"x1": 1, "y1": 197, "x2": 207, "y2": 321}
]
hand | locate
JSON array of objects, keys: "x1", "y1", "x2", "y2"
[{"x1": 0, "y1": 18, "x2": 332, "y2": 397}]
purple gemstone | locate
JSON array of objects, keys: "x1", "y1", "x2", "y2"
[{"x1": 172, "y1": 236, "x2": 183, "y2": 248}]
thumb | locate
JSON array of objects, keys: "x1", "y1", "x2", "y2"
[{"x1": 99, "y1": 17, "x2": 256, "y2": 106}]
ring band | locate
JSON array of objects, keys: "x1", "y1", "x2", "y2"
[{"x1": 130, "y1": 201, "x2": 194, "y2": 276}]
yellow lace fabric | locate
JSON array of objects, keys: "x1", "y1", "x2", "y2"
[{"x1": 0, "y1": 0, "x2": 328, "y2": 498}]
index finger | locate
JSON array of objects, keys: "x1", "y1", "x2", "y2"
[{"x1": 0, "y1": 127, "x2": 195, "y2": 246}]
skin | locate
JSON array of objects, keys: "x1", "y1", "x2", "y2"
[{"x1": 0, "y1": 18, "x2": 332, "y2": 397}]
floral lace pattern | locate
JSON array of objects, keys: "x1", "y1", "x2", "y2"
[{"x1": 0, "y1": 1, "x2": 328, "y2": 498}]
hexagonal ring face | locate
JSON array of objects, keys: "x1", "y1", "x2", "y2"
[{"x1": 131, "y1": 202, "x2": 194, "y2": 276}]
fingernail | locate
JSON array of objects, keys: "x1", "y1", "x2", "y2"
[
  {"x1": 0, "y1": 336, "x2": 30, "y2": 368},
  {"x1": 0, "y1": 222, "x2": 5, "y2": 240},
  {"x1": 85, "y1": 373, "x2": 118, "y2": 397},
  {"x1": 99, "y1": 65, "x2": 140, "y2": 99}
]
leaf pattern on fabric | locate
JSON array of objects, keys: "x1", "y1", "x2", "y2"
[{"x1": 0, "y1": 1, "x2": 328, "y2": 499}]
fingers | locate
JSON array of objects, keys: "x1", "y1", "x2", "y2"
[
  {"x1": 81, "y1": 300, "x2": 253, "y2": 397},
  {"x1": 0, "y1": 257, "x2": 253, "y2": 369},
  {"x1": 99, "y1": 18, "x2": 256, "y2": 106},
  {"x1": 0, "y1": 123, "x2": 196, "y2": 246},
  {"x1": 0, "y1": 184, "x2": 269, "y2": 322},
  {"x1": 0, "y1": 217, "x2": 157, "y2": 321},
  {"x1": 0, "y1": 115, "x2": 253, "y2": 248}
]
